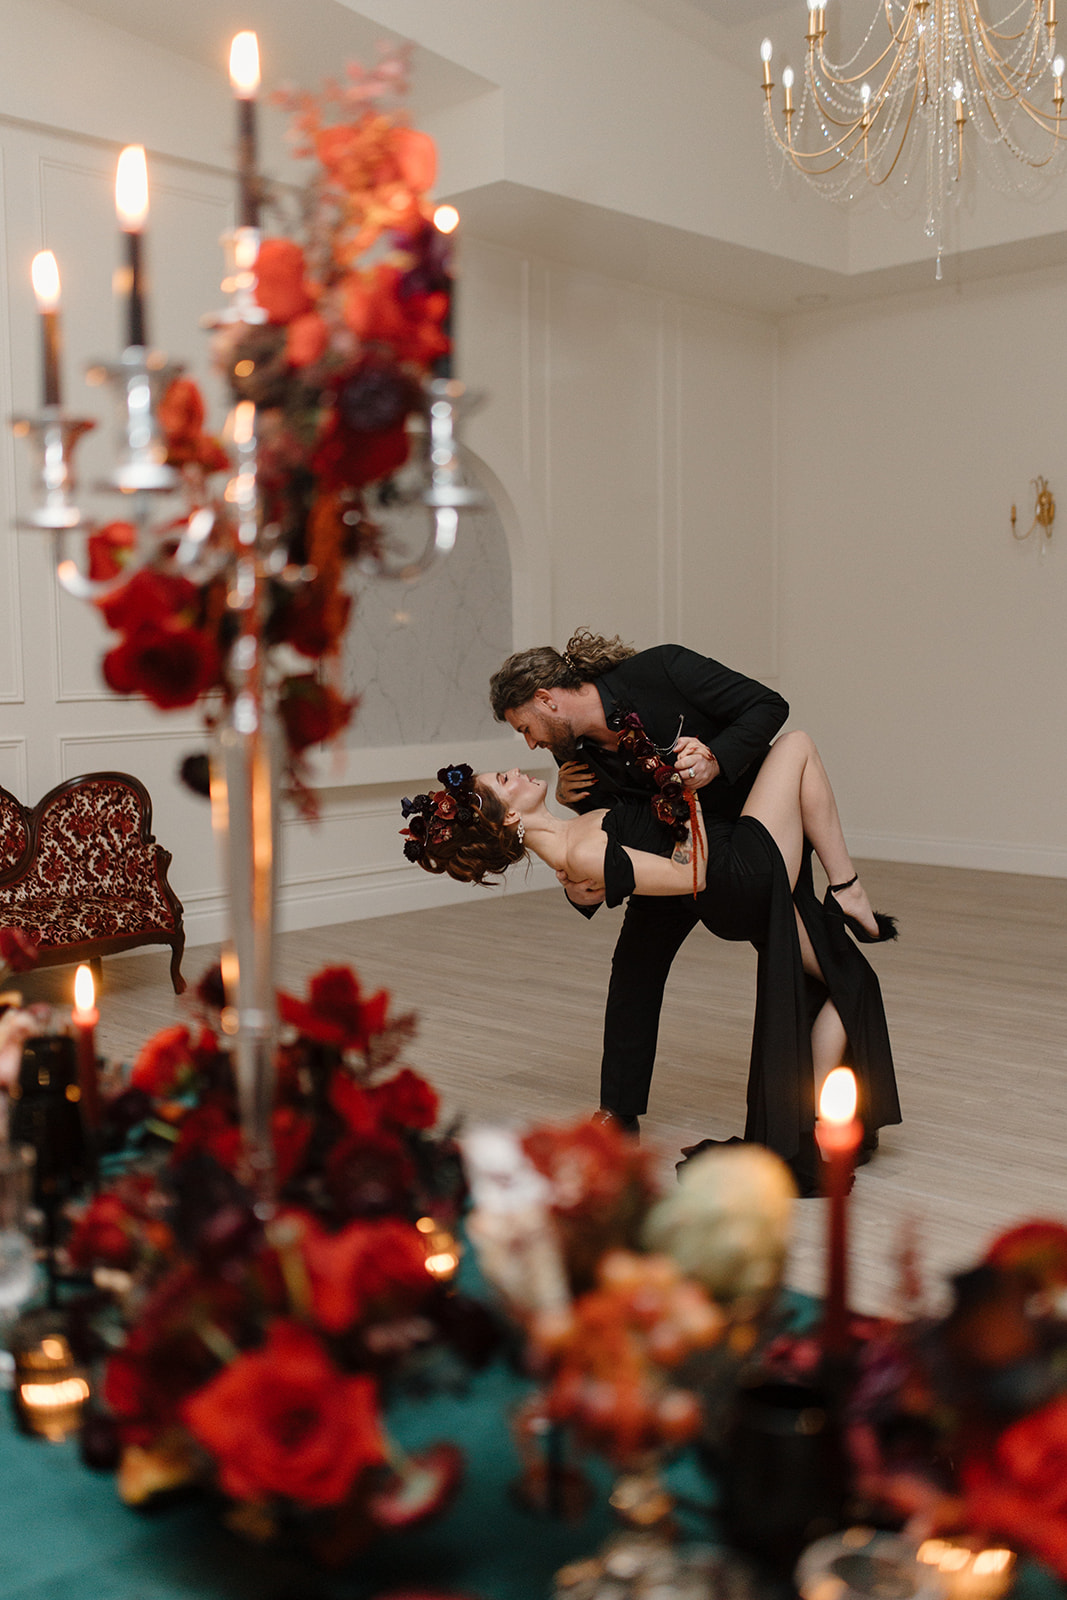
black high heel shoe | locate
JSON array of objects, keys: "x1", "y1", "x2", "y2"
[{"x1": 825, "y1": 874, "x2": 898, "y2": 944}]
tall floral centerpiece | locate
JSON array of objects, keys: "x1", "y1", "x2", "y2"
[{"x1": 41, "y1": 47, "x2": 471, "y2": 1192}]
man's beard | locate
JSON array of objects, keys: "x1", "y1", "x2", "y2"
[{"x1": 542, "y1": 714, "x2": 579, "y2": 763}]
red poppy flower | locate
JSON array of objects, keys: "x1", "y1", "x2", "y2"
[
  {"x1": 181, "y1": 1319, "x2": 385, "y2": 1506},
  {"x1": 369, "y1": 1069, "x2": 439, "y2": 1132},
  {"x1": 277, "y1": 675, "x2": 354, "y2": 753},
  {"x1": 0, "y1": 927, "x2": 38, "y2": 972},
  {"x1": 254, "y1": 238, "x2": 314, "y2": 325},
  {"x1": 292, "y1": 1212, "x2": 431, "y2": 1333},
  {"x1": 102, "y1": 621, "x2": 223, "y2": 710},
  {"x1": 130, "y1": 1024, "x2": 193, "y2": 1095},
  {"x1": 279, "y1": 965, "x2": 389, "y2": 1052}
]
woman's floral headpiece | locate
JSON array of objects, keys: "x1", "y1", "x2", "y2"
[{"x1": 400, "y1": 764, "x2": 480, "y2": 861}]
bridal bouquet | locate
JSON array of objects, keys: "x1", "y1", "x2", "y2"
[
  {"x1": 67, "y1": 961, "x2": 493, "y2": 1553},
  {"x1": 88, "y1": 49, "x2": 452, "y2": 795}
]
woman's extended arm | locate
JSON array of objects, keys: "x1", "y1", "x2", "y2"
[{"x1": 565, "y1": 807, "x2": 706, "y2": 898}]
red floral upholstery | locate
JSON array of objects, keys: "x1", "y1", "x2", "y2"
[
  {"x1": 0, "y1": 774, "x2": 185, "y2": 993},
  {"x1": 0, "y1": 792, "x2": 29, "y2": 872}
]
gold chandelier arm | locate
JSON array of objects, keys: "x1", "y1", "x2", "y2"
[
  {"x1": 815, "y1": 8, "x2": 919, "y2": 89},
  {"x1": 962, "y1": 3, "x2": 1067, "y2": 148}
]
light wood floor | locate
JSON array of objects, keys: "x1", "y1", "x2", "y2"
[{"x1": 18, "y1": 859, "x2": 1067, "y2": 1317}]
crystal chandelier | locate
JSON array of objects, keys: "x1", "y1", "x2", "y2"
[{"x1": 759, "y1": 0, "x2": 1067, "y2": 275}]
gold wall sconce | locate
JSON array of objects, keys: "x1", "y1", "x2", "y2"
[{"x1": 1011, "y1": 476, "x2": 1054, "y2": 548}]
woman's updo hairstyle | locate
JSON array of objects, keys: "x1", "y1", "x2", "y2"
[{"x1": 399, "y1": 763, "x2": 527, "y2": 887}]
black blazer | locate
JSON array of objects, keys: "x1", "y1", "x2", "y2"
[{"x1": 568, "y1": 644, "x2": 789, "y2": 825}]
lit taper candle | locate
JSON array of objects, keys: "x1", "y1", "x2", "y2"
[
  {"x1": 71, "y1": 963, "x2": 101, "y2": 1133},
  {"x1": 31, "y1": 251, "x2": 62, "y2": 408},
  {"x1": 815, "y1": 1065, "x2": 861, "y2": 1357},
  {"x1": 115, "y1": 144, "x2": 149, "y2": 350},
  {"x1": 229, "y1": 32, "x2": 261, "y2": 229},
  {"x1": 432, "y1": 203, "x2": 459, "y2": 380}
]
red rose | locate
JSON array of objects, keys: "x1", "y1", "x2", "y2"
[
  {"x1": 294, "y1": 1212, "x2": 431, "y2": 1333},
  {"x1": 309, "y1": 411, "x2": 410, "y2": 494},
  {"x1": 964, "y1": 1397, "x2": 1067, "y2": 1577},
  {"x1": 369, "y1": 1069, "x2": 439, "y2": 1132},
  {"x1": 103, "y1": 621, "x2": 222, "y2": 710},
  {"x1": 158, "y1": 378, "x2": 228, "y2": 472},
  {"x1": 98, "y1": 569, "x2": 199, "y2": 633},
  {"x1": 182, "y1": 1319, "x2": 385, "y2": 1506},
  {"x1": 88, "y1": 520, "x2": 137, "y2": 583},
  {"x1": 130, "y1": 1024, "x2": 193, "y2": 1096},
  {"x1": 0, "y1": 927, "x2": 38, "y2": 973},
  {"x1": 277, "y1": 675, "x2": 354, "y2": 753},
  {"x1": 279, "y1": 965, "x2": 389, "y2": 1052},
  {"x1": 254, "y1": 238, "x2": 314, "y2": 325}
]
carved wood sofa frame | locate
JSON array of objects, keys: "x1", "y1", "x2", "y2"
[{"x1": 0, "y1": 771, "x2": 186, "y2": 994}]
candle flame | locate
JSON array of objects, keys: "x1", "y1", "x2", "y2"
[
  {"x1": 31, "y1": 251, "x2": 60, "y2": 312},
  {"x1": 232, "y1": 399, "x2": 256, "y2": 445},
  {"x1": 433, "y1": 204, "x2": 460, "y2": 235},
  {"x1": 115, "y1": 146, "x2": 149, "y2": 231},
  {"x1": 818, "y1": 1066, "x2": 857, "y2": 1124},
  {"x1": 19, "y1": 1377, "x2": 91, "y2": 1409},
  {"x1": 74, "y1": 963, "x2": 95, "y2": 1013},
  {"x1": 229, "y1": 31, "x2": 261, "y2": 97}
]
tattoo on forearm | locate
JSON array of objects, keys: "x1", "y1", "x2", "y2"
[{"x1": 672, "y1": 840, "x2": 692, "y2": 866}]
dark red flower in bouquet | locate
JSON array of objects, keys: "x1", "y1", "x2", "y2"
[
  {"x1": 254, "y1": 238, "x2": 315, "y2": 325},
  {"x1": 182, "y1": 1319, "x2": 385, "y2": 1506},
  {"x1": 271, "y1": 579, "x2": 352, "y2": 660},
  {"x1": 103, "y1": 621, "x2": 223, "y2": 710},
  {"x1": 68, "y1": 1176, "x2": 171, "y2": 1270},
  {"x1": 173, "y1": 1098, "x2": 243, "y2": 1171},
  {"x1": 369, "y1": 1069, "x2": 439, "y2": 1132},
  {"x1": 158, "y1": 378, "x2": 230, "y2": 473},
  {"x1": 98, "y1": 568, "x2": 200, "y2": 633},
  {"x1": 279, "y1": 965, "x2": 389, "y2": 1052},
  {"x1": 278, "y1": 675, "x2": 355, "y2": 752},
  {"x1": 272, "y1": 1104, "x2": 313, "y2": 1187},
  {"x1": 130, "y1": 1024, "x2": 194, "y2": 1096},
  {"x1": 87, "y1": 520, "x2": 137, "y2": 582},
  {"x1": 310, "y1": 410, "x2": 410, "y2": 494},
  {"x1": 295, "y1": 1212, "x2": 432, "y2": 1333},
  {"x1": 0, "y1": 926, "x2": 39, "y2": 972},
  {"x1": 963, "y1": 1396, "x2": 1067, "y2": 1577}
]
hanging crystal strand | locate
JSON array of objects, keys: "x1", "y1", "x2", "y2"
[{"x1": 209, "y1": 399, "x2": 279, "y2": 1202}]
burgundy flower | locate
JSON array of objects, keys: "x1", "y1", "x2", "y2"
[
  {"x1": 181, "y1": 1319, "x2": 385, "y2": 1506},
  {"x1": 278, "y1": 965, "x2": 389, "y2": 1052},
  {"x1": 277, "y1": 675, "x2": 354, "y2": 752},
  {"x1": 368, "y1": 1068, "x2": 439, "y2": 1132},
  {"x1": 130, "y1": 1024, "x2": 194, "y2": 1096},
  {"x1": 310, "y1": 410, "x2": 411, "y2": 494},
  {"x1": 103, "y1": 621, "x2": 222, "y2": 710}
]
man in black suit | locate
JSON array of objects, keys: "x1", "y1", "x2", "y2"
[{"x1": 488, "y1": 632, "x2": 789, "y2": 1134}]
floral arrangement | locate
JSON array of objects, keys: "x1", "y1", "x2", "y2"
[
  {"x1": 762, "y1": 1219, "x2": 1067, "y2": 1580},
  {"x1": 88, "y1": 50, "x2": 452, "y2": 798},
  {"x1": 66, "y1": 960, "x2": 494, "y2": 1556},
  {"x1": 400, "y1": 763, "x2": 479, "y2": 863},
  {"x1": 465, "y1": 1123, "x2": 795, "y2": 1481}
]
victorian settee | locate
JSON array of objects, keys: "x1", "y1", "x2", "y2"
[{"x1": 0, "y1": 772, "x2": 186, "y2": 993}]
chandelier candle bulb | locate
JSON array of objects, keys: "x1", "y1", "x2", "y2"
[
  {"x1": 815, "y1": 1066, "x2": 861, "y2": 1358},
  {"x1": 761, "y1": 37, "x2": 774, "y2": 92},
  {"x1": 30, "y1": 252, "x2": 62, "y2": 409},
  {"x1": 229, "y1": 32, "x2": 261, "y2": 230},
  {"x1": 782, "y1": 65, "x2": 795, "y2": 117},
  {"x1": 71, "y1": 964, "x2": 100, "y2": 1133},
  {"x1": 114, "y1": 145, "x2": 149, "y2": 350}
]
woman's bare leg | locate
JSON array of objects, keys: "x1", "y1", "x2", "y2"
[{"x1": 742, "y1": 731, "x2": 879, "y2": 938}]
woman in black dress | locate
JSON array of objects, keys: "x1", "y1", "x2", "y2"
[{"x1": 400, "y1": 732, "x2": 899, "y2": 1192}]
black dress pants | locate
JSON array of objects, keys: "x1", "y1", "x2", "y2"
[{"x1": 598, "y1": 893, "x2": 705, "y2": 1117}]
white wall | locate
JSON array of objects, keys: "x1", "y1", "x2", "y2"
[{"x1": 777, "y1": 266, "x2": 1067, "y2": 877}]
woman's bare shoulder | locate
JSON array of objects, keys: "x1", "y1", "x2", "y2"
[{"x1": 564, "y1": 810, "x2": 610, "y2": 881}]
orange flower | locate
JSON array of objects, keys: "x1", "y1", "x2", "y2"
[
  {"x1": 285, "y1": 310, "x2": 330, "y2": 368},
  {"x1": 393, "y1": 126, "x2": 436, "y2": 193},
  {"x1": 254, "y1": 238, "x2": 314, "y2": 325}
]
